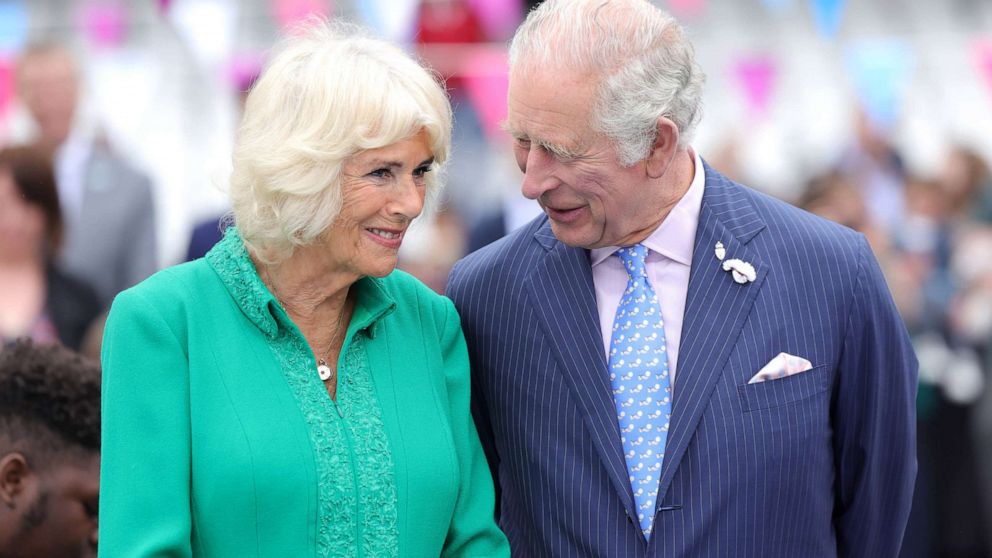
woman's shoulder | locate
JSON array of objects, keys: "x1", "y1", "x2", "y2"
[
  {"x1": 373, "y1": 270, "x2": 460, "y2": 336},
  {"x1": 111, "y1": 259, "x2": 220, "y2": 313},
  {"x1": 378, "y1": 269, "x2": 454, "y2": 312}
]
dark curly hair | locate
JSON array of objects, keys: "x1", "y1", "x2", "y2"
[{"x1": 0, "y1": 339, "x2": 101, "y2": 468}]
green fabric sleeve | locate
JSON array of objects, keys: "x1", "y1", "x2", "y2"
[
  {"x1": 99, "y1": 286, "x2": 195, "y2": 557},
  {"x1": 438, "y1": 297, "x2": 510, "y2": 558}
]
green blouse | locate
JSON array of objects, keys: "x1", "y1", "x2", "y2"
[{"x1": 99, "y1": 229, "x2": 509, "y2": 557}]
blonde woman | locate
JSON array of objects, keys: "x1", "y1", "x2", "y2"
[{"x1": 99, "y1": 21, "x2": 508, "y2": 557}]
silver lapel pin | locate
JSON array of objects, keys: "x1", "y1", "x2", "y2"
[
  {"x1": 722, "y1": 258, "x2": 756, "y2": 284},
  {"x1": 714, "y1": 241, "x2": 726, "y2": 261}
]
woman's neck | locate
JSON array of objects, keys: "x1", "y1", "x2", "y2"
[{"x1": 253, "y1": 244, "x2": 361, "y2": 335}]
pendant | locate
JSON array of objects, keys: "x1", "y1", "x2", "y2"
[{"x1": 317, "y1": 360, "x2": 332, "y2": 381}]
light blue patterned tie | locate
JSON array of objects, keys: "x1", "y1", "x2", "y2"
[{"x1": 608, "y1": 244, "x2": 672, "y2": 537}]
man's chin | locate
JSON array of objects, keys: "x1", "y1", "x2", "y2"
[{"x1": 547, "y1": 221, "x2": 598, "y2": 249}]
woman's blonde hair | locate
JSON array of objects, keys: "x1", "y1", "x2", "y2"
[{"x1": 230, "y1": 20, "x2": 452, "y2": 263}]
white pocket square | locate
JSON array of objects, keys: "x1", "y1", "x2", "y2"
[{"x1": 748, "y1": 352, "x2": 813, "y2": 384}]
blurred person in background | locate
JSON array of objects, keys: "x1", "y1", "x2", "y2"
[
  {"x1": 838, "y1": 109, "x2": 908, "y2": 235},
  {"x1": 16, "y1": 43, "x2": 157, "y2": 308},
  {"x1": 447, "y1": 0, "x2": 917, "y2": 555},
  {"x1": 798, "y1": 170, "x2": 882, "y2": 248},
  {"x1": 98, "y1": 21, "x2": 508, "y2": 557},
  {"x1": 939, "y1": 144, "x2": 992, "y2": 225},
  {"x1": 937, "y1": 145, "x2": 992, "y2": 558},
  {"x1": 0, "y1": 146, "x2": 101, "y2": 351},
  {"x1": 184, "y1": 65, "x2": 263, "y2": 262},
  {"x1": 397, "y1": 206, "x2": 468, "y2": 292},
  {"x1": 0, "y1": 339, "x2": 101, "y2": 558}
]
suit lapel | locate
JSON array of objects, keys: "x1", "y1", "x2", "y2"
[
  {"x1": 524, "y1": 225, "x2": 639, "y2": 520},
  {"x1": 654, "y1": 164, "x2": 770, "y2": 506}
]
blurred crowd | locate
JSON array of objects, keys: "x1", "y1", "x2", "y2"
[
  {"x1": 780, "y1": 113, "x2": 992, "y2": 558},
  {"x1": 2, "y1": 0, "x2": 992, "y2": 557}
]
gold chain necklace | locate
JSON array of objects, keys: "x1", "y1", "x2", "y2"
[
  {"x1": 313, "y1": 305, "x2": 348, "y2": 382},
  {"x1": 261, "y1": 267, "x2": 349, "y2": 383}
]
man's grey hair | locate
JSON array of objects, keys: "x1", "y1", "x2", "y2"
[{"x1": 509, "y1": 0, "x2": 705, "y2": 166}]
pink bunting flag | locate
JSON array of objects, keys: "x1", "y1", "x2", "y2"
[
  {"x1": 157, "y1": 0, "x2": 173, "y2": 15},
  {"x1": 974, "y1": 39, "x2": 992, "y2": 96},
  {"x1": 227, "y1": 51, "x2": 266, "y2": 92},
  {"x1": 0, "y1": 57, "x2": 13, "y2": 117},
  {"x1": 667, "y1": 0, "x2": 706, "y2": 19},
  {"x1": 272, "y1": 0, "x2": 331, "y2": 29},
  {"x1": 80, "y1": 2, "x2": 126, "y2": 49},
  {"x1": 467, "y1": 0, "x2": 523, "y2": 41},
  {"x1": 461, "y1": 48, "x2": 509, "y2": 141},
  {"x1": 732, "y1": 55, "x2": 776, "y2": 118}
]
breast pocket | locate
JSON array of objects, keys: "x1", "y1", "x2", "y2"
[{"x1": 737, "y1": 364, "x2": 832, "y2": 412}]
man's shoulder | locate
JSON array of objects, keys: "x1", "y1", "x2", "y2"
[
  {"x1": 451, "y1": 214, "x2": 549, "y2": 282},
  {"x1": 713, "y1": 175, "x2": 865, "y2": 260}
]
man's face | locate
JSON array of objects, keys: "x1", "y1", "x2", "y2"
[
  {"x1": 505, "y1": 68, "x2": 678, "y2": 249},
  {"x1": 16, "y1": 51, "x2": 79, "y2": 148},
  {"x1": 1, "y1": 454, "x2": 99, "y2": 558}
]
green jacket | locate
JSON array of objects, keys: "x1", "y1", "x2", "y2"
[{"x1": 99, "y1": 229, "x2": 508, "y2": 557}]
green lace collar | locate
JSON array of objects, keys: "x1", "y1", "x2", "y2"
[{"x1": 205, "y1": 227, "x2": 397, "y2": 339}]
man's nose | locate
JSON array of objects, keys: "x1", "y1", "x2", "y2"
[{"x1": 520, "y1": 147, "x2": 558, "y2": 200}]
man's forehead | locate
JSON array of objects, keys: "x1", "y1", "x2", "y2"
[{"x1": 508, "y1": 97, "x2": 589, "y2": 144}]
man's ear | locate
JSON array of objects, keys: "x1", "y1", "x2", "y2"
[
  {"x1": 645, "y1": 116, "x2": 680, "y2": 179},
  {"x1": 0, "y1": 453, "x2": 31, "y2": 508}
]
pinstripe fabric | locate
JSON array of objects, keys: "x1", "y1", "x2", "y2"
[{"x1": 446, "y1": 163, "x2": 917, "y2": 557}]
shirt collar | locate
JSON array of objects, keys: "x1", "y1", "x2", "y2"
[
  {"x1": 55, "y1": 128, "x2": 93, "y2": 166},
  {"x1": 591, "y1": 148, "x2": 705, "y2": 267},
  {"x1": 205, "y1": 227, "x2": 396, "y2": 339}
]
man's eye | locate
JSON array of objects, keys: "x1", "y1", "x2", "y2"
[
  {"x1": 515, "y1": 138, "x2": 531, "y2": 149},
  {"x1": 545, "y1": 146, "x2": 574, "y2": 161}
]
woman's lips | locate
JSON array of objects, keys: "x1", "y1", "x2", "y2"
[{"x1": 365, "y1": 227, "x2": 405, "y2": 249}]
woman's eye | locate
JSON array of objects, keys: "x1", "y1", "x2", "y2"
[
  {"x1": 369, "y1": 168, "x2": 391, "y2": 179},
  {"x1": 413, "y1": 165, "x2": 432, "y2": 178}
]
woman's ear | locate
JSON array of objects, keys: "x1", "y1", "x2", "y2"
[{"x1": 645, "y1": 117, "x2": 680, "y2": 179}]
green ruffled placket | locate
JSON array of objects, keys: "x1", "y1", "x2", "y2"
[{"x1": 206, "y1": 228, "x2": 400, "y2": 558}]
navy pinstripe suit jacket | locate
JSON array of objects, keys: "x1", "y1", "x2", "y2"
[{"x1": 446, "y1": 164, "x2": 917, "y2": 557}]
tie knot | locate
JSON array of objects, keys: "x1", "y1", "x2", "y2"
[{"x1": 616, "y1": 244, "x2": 649, "y2": 279}]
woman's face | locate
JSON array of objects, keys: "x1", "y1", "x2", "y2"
[
  {"x1": 322, "y1": 130, "x2": 434, "y2": 279},
  {"x1": 0, "y1": 169, "x2": 46, "y2": 262}
]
